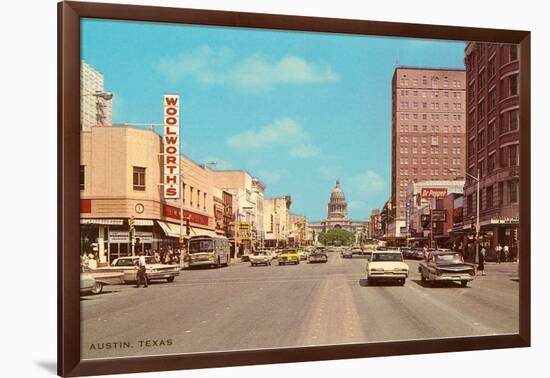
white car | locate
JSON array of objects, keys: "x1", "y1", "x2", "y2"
[
  {"x1": 96, "y1": 256, "x2": 180, "y2": 283},
  {"x1": 366, "y1": 250, "x2": 409, "y2": 286},
  {"x1": 249, "y1": 251, "x2": 272, "y2": 266}
]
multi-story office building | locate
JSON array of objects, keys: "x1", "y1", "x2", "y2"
[
  {"x1": 463, "y1": 43, "x2": 520, "y2": 252},
  {"x1": 263, "y1": 196, "x2": 292, "y2": 248},
  {"x1": 391, "y1": 66, "x2": 466, "y2": 239},
  {"x1": 81, "y1": 61, "x2": 112, "y2": 128},
  {"x1": 210, "y1": 170, "x2": 265, "y2": 255}
]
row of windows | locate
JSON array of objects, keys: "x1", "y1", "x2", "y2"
[
  {"x1": 399, "y1": 102, "x2": 462, "y2": 111},
  {"x1": 465, "y1": 180, "x2": 519, "y2": 214},
  {"x1": 399, "y1": 135, "x2": 462, "y2": 144},
  {"x1": 80, "y1": 166, "x2": 210, "y2": 212},
  {"x1": 400, "y1": 90, "x2": 463, "y2": 99},
  {"x1": 399, "y1": 113, "x2": 463, "y2": 121},
  {"x1": 399, "y1": 157, "x2": 462, "y2": 165},
  {"x1": 467, "y1": 44, "x2": 518, "y2": 74},
  {"x1": 399, "y1": 124, "x2": 462, "y2": 133},
  {"x1": 399, "y1": 146, "x2": 462, "y2": 155},
  {"x1": 399, "y1": 77, "x2": 463, "y2": 89},
  {"x1": 467, "y1": 144, "x2": 519, "y2": 181},
  {"x1": 468, "y1": 110, "x2": 519, "y2": 155},
  {"x1": 468, "y1": 75, "x2": 518, "y2": 119},
  {"x1": 398, "y1": 167, "x2": 461, "y2": 177}
]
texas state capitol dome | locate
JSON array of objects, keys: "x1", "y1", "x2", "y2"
[
  {"x1": 327, "y1": 178, "x2": 348, "y2": 222},
  {"x1": 308, "y1": 179, "x2": 369, "y2": 238}
]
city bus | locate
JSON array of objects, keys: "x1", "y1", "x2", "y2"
[{"x1": 187, "y1": 235, "x2": 231, "y2": 268}]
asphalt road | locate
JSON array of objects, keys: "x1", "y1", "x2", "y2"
[{"x1": 81, "y1": 253, "x2": 519, "y2": 359}]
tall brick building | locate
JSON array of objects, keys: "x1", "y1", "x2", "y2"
[
  {"x1": 463, "y1": 43, "x2": 520, "y2": 254},
  {"x1": 390, "y1": 66, "x2": 466, "y2": 239}
]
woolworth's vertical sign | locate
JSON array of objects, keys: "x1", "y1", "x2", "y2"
[{"x1": 164, "y1": 94, "x2": 180, "y2": 198}]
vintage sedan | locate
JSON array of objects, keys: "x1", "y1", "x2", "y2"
[
  {"x1": 249, "y1": 251, "x2": 272, "y2": 266},
  {"x1": 277, "y1": 249, "x2": 301, "y2": 265},
  {"x1": 341, "y1": 248, "x2": 353, "y2": 258},
  {"x1": 81, "y1": 264, "x2": 124, "y2": 294},
  {"x1": 308, "y1": 249, "x2": 328, "y2": 263},
  {"x1": 298, "y1": 249, "x2": 309, "y2": 260},
  {"x1": 366, "y1": 250, "x2": 409, "y2": 285},
  {"x1": 96, "y1": 256, "x2": 180, "y2": 283},
  {"x1": 80, "y1": 272, "x2": 99, "y2": 295},
  {"x1": 418, "y1": 251, "x2": 475, "y2": 287}
]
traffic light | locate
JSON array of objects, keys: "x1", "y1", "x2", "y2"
[
  {"x1": 186, "y1": 218, "x2": 191, "y2": 236},
  {"x1": 514, "y1": 228, "x2": 519, "y2": 241},
  {"x1": 470, "y1": 216, "x2": 475, "y2": 230}
]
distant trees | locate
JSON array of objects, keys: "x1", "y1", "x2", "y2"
[{"x1": 318, "y1": 229, "x2": 355, "y2": 246}]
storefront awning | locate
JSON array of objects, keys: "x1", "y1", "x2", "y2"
[
  {"x1": 157, "y1": 221, "x2": 218, "y2": 238},
  {"x1": 80, "y1": 218, "x2": 123, "y2": 225}
]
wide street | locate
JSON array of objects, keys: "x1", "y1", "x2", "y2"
[{"x1": 81, "y1": 253, "x2": 519, "y2": 359}]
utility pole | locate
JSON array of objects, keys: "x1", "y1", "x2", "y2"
[
  {"x1": 429, "y1": 201, "x2": 433, "y2": 249},
  {"x1": 129, "y1": 216, "x2": 135, "y2": 256},
  {"x1": 475, "y1": 168, "x2": 480, "y2": 264}
]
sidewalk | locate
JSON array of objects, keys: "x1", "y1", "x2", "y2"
[{"x1": 477, "y1": 262, "x2": 520, "y2": 280}]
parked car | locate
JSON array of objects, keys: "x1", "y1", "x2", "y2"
[
  {"x1": 96, "y1": 256, "x2": 180, "y2": 283},
  {"x1": 366, "y1": 249, "x2": 409, "y2": 285},
  {"x1": 341, "y1": 249, "x2": 353, "y2": 258},
  {"x1": 80, "y1": 272, "x2": 100, "y2": 295},
  {"x1": 277, "y1": 249, "x2": 300, "y2": 265},
  {"x1": 401, "y1": 247, "x2": 413, "y2": 259},
  {"x1": 81, "y1": 264, "x2": 124, "y2": 294},
  {"x1": 418, "y1": 251, "x2": 475, "y2": 287},
  {"x1": 250, "y1": 251, "x2": 272, "y2": 266},
  {"x1": 308, "y1": 249, "x2": 328, "y2": 263}
]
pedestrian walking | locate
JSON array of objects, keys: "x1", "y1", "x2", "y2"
[
  {"x1": 478, "y1": 246, "x2": 486, "y2": 276},
  {"x1": 496, "y1": 243, "x2": 503, "y2": 264},
  {"x1": 135, "y1": 251, "x2": 148, "y2": 288},
  {"x1": 503, "y1": 244, "x2": 510, "y2": 262}
]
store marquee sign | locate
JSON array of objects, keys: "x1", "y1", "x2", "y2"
[
  {"x1": 163, "y1": 94, "x2": 180, "y2": 199},
  {"x1": 421, "y1": 188, "x2": 448, "y2": 199},
  {"x1": 109, "y1": 230, "x2": 130, "y2": 243},
  {"x1": 135, "y1": 231, "x2": 153, "y2": 243},
  {"x1": 490, "y1": 217, "x2": 519, "y2": 224},
  {"x1": 162, "y1": 204, "x2": 209, "y2": 226}
]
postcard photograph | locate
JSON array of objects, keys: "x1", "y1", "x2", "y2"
[{"x1": 78, "y1": 17, "x2": 522, "y2": 360}]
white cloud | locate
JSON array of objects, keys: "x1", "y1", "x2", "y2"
[
  {"x1": 233, "y1": 54, "x2": 339, "y2": 90},
  {"x1": 158, "y1": 46, "x2": 232, "y2": 83},
  {"x1": 158, "y1": 46, "x2": 339, "y2": 91},
  {"x1": 288, "y1": 143, "x2": 320, "y2": 158},
  {"x1": 226, "y1": 118, "x2": 320, "y2": 159},
  {"x1": 348, "y1": 171, "x2": 385, "y2": 195}
]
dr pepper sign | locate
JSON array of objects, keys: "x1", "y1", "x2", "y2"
[{"x1": 163, "y1": 94, "x2": 180, "y2": 199}]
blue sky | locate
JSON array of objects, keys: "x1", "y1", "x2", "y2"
[{"x1": 81, "y1": 19, "x2": 465, "y2": 221}]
